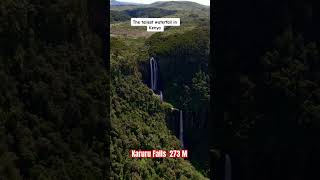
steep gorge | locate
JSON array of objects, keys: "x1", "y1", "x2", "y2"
[
  {"x1": 110, "y1": 34, "x2": 209, "y2": 179},
  {"x1": 138, "y1": 27, "x2": 210, "y2": 173}
]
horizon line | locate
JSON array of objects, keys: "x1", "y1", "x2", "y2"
[{"x1": 111, "y1": 0, "x2": 210, "y2": 6}]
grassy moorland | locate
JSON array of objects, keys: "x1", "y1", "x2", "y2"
[{"x1": 110, "y1": 1, "x2": 209, "y2": 38}]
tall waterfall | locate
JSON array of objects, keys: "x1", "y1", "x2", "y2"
[
  {"x1": 179, "y1": 110, "x2": 184, "y2": 148},
  {"x1": 159, "y1": 91, "x2": 163, "y2": 101},
  {"x1": 225, "y1": 153, "x2": 232, "y2": 180},
  {"x1": 150, "y1": 57, "x2": 158, "y2": 90}
]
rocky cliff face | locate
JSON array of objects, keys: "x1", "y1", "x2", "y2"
[
  {"x1": 139, "y1": 55, "x2": 210, "y2": 170},
  {"x1": 138, "y1": 58, "x2": 164, "y2": 92}
]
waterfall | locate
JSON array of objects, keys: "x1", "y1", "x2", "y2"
[
  {"x1": 179, "y1": 110, "x2": 184, "y2": 148},
  {"x1": 159, "y1": 91, "x2": 163, "y2": 101},
  {"x1": 150, "y1": 57, "x2": 163, "y2": 101},
  {"x1": 150, "y1": 57, "x2": 158, "y2": 90},
  {"x1": 225, "y1": 153, "x2": 232, "y2": 180}
]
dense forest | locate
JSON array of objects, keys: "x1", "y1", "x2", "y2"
[
  {"x1": 146, "y1": 27, "x2": 210, "y2": 172},
  {"x1": 6, "y1": 0, "x2": 320, "y2": 179},
  {"x1": 110, "y1": 33, "x2": 208, "y2": 179},
  {"x1": 110, "y1": 1, "x2": 210, "y2": 179},
  {"x1": 211, "y1": 1, "x2": 320, "y2": 180},
  {"x1": 0, "y1": 0, "x2": 107, "y2": 179}
]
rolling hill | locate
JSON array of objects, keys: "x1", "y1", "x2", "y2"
[
  {"x1": 110, "y1": 0, "x2": 142, "y2": 6},
  {"x1": 110, "y1": 1, "x2": 210, "y2": 38},
  {"x1": 110, "y1": 8, "x2": 177, "y2": 23},
  {"x1": 149, "y1": 1, "x2": 209, "y2": 11},
  {"x1": 111, "y1": 1, "x2": 209, "y2": 16}
]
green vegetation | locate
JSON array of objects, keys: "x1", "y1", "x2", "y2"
[
  {"x1": 0, "y1": 0, "x2": 107, "y2": 179},
  {"x1": 259, "y1": 31, "x2": 320, "y2": 134},
  {"x1": 110, "y1": 36, "x2": 209, "y2": 179},
  {"x1": 212, "y1": 1, "x2": 320, "y2": 177},
  {"x1": 109, "y1": 1, "x2": 211, "y2": 177},
  {"x1": 146, "y1": 27, "x2": 210, "y2": 110},
  {"x1": 146, "y1": 27, "x2": 210, "y2": 174},
  {"x1": 111, "y1": 1, "x2": 209, "y2": 17},
  {"x1": 125, "y1": 8, "x2": 177, "y2": 18},
  {"x1": 110, "y1": 1, "x2": 210, "y2": 38},
  {"x1": 111, "y1": 0, "x2": 209, "y2": 176},
  {"x1": 111, "y1": 10, "x2": 131, "y2": 22},
  {"x1": 110, "y1": 1, "x2": 211, "y2": 178},
  {"x1": 110, "y1": 8, "x2": 176, "y2": 23}
]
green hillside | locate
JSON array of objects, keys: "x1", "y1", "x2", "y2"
[
  {"x1": 110, "y1": 35, "x2": 209, "y2": 179},
  {"x1": 110, "y1": 8, "x2": 177, "y2": 23},
  {"x1": 110, "y1": 1, "x2": 209, "y2": 38},
  {"x1": 110, "y1": 1, "x2": 210, "y2": 179},
  {"x1": 111, "y1": 1, "x2": 209, "y2": 14},
  {"x1": 0, "y1": 0, "x2": 107, "y2": 179}
]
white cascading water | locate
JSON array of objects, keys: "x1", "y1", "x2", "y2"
[
  {"x1": 225, "y1": 153, "x2": 232, "y2": 180},
  {"x1": 150, "y1": 57, "x2": 157, "y2": 90},
  {"x1": 179, "y1": 110, "x2": 184, "y2": 148},
  {"x1": 159, "y1": 91, "x2": 163, "y2": 101},
  {"x1": 150, "y1": 57, "x2": 183, "y2": 148}
]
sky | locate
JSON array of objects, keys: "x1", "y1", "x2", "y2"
[{"x1": 114, "y1": 0, "x2": 210, "y2": 6}]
